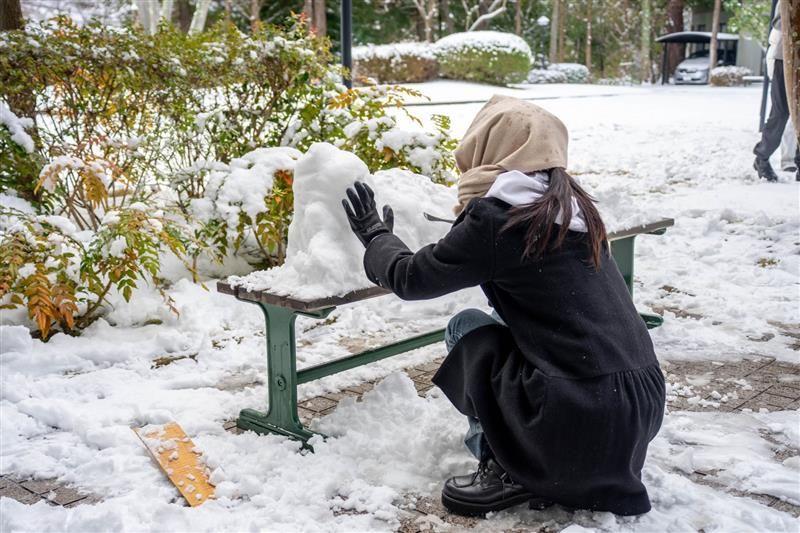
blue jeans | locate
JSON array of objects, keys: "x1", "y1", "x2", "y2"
[{"x1": 444, "y1": 308, "x2": 507, "y2": 462}]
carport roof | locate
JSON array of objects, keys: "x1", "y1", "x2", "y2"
[{"x1": 656, "y1": 31, "x2": 739, "y2": 43}]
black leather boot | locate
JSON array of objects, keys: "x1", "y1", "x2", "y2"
[
  {"x1": 754, "y1": 157, "x2": 778, "y2": 182},
  {"x1": 441, "y1": 459, "x2": 551, "y2": 516}
]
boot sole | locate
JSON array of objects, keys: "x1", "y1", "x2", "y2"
[{"x1": 441, "y1": 492, "x2": 552, "y2": 517}]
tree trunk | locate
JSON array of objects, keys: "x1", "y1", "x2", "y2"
[
  {"x1": 0, "y1": 0, "x2": 23, "y2": 31},
  {"x1": 585, "y1": 0, "x2": 592, "y2": 71},
  {"x1": 224, "y1": 0, "x2": 232, "y2": 24},
  {"x1": 515, "y1": 0, "x2": 522, "y2": 35},
  {"x1": 303, "y1": 0, "x2": 326, "y2": 35},
  {"x1": 177, "y1": 0, "x2": 192, "y2": 32},
  {"x1": 549, "y1": 0, "x2": 559, "y2": 63},
  {"x1": 557, "y1": 2, "x2": 565, "y2": 62},
  {"x1": 708, "y1": 0, "x2": 721, "y2": 73},
  {"x1": 136, "y1": 0, "x2": 160, "y2": 35},
  {"x1": 639, "y1": 0, "x2": 651, "y2": 82},
  {"x1": 441, "y1": 0, "x2": 453, "y2": 34},
  {"x1": 665, "y1": 0, "x2": 684, "y2": 76},
  {"x1": 781, "y1": 0, "x2": 799, "y2": 137},
  {"x1": 250, "y1": 0, "x2": 262, "y2": 32},
  {"x1": 189, "y1": 0, "x2": 212, "y2": 34}
]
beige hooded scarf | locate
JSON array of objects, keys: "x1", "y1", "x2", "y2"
[{"x1": 454, "y1": 95, "x2": 569, "y2": 214}]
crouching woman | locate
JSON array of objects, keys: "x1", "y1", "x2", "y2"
[{"x1": 341, "y1": 95, "x2": 665, "y2": 517}]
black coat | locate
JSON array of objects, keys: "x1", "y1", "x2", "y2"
[{"x1": 363, "y1": 197, "x2": 665, "y2": 515}]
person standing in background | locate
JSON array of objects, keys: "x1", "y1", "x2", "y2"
[
  {"x1": 780, "y1": 123, "x2": 797, "y2": 173},
  {"x1": 753, "y1": 0, "x2": 799, "y2": 182}
]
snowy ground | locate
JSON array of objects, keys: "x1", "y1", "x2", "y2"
[{"x1": 2, "y1": 83, "x2": 799, "y2": 532}]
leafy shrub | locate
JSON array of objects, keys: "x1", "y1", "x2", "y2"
[
  {"x1": 0, "y1": 206, "x2": 188, "y2": 339},
  {"x1": 0, "y1": 17, "x2": 458, "y2": 337},
  {"x1": 435, "y1": 31, "x2": 532, "y2": 85},
  {"x1": 180, "y1": 147, "x2": 301, "y2": 268},
  {"x1": 547, "y1": 63, "x2": 590, "y2": 83},
  {"x1": 353, "y1": 43, "x2": 439, "y2": 83},
  {"x1": 710, "y1": 66, "x2": 752, "y2": 86},
  {"x1": 526, "y1": 69, "x2": 568, "y2": 84}
]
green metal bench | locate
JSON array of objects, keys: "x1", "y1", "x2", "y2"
[{"x1": 216, "y1": 217, "x2": 674, "y2": 444}]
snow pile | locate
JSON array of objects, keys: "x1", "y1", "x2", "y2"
[
  {"x1": 0, "y1": 101, "x2": 35, "y2": 153},
  {"x1": 435, "y1": 31, "x2": 532, "y2": 58},
  {"x1": 353, "y1": 42, "x2": 436, "y2": 62},
  {"x1": 227, "y1": 143, "x2": 456, "y2": 299}
]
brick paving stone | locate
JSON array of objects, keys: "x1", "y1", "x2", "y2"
[
  {"x1": 21, "y1": 479, "x2": 58, "y2": 495},
  {"x1": 344, "y1": 383, "x2": 374, "y2": 395},
  {"x1": 322, "y1": 390, "x2": 358, "y2": 402},
  {"x1": 0, "y1": 480, "x2": 41, "y2": 505},
  {"x1": 416, "y1": 361, "x2": 443, "y2": 373},
  {"x1": 734, "y1": 357, "x2": 776, "y2": 377},
  {"x1": 65, "y1": 494, "x2": 102, "y2": 508},
  {"x1": 770, "y1": 499, "x2": 800, "y2": 517},
  {"x1": 761, "y1": 393, "x2": 796, "y2": 409},
  {"x1": 736, "y1": 394, "x2": 777, "y2": 412},
  {"x1": 46, "y1": 486, "x2": 88, "y2": 506},
  {"x1": 764, "y1": 385, "x2": 800, "y2": 399},
  {"x1": 299, "y1": 396, "x2": 338, "y2": 413},
  {"x1": 297, "y1": 406, "x2": 316, "y2": 422}
]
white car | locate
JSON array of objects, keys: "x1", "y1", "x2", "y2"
[
  {"x1": 674, "y1": 50, "x2": 729, "y2": 85},
  {"x1": 674, "y1": 51, "x2": 712, "y2": 84}
]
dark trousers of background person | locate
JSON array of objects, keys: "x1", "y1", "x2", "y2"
[{"x1": 755, "y1": 59, "x2": 800, "y2": 168}]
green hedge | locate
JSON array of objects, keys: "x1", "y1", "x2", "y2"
[{"x1": 435, "y1": 31, "x2": 532, "y2": 85}]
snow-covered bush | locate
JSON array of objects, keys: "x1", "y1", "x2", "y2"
[
  {"x1": 287, "y1": 86, "x2": 457, "y2": 184},
  {"x1": 353, "y1": 43, "x2": 438, "y2": 83},
  {"x1": 0, "y1": 17, "x2": 458, "y2": 336},
  {"x1": 435, "y1": 31, "x2": 532, "y2": 85},
  {"x1": 176, "y1": 147, "x2": 301, "y2": 268},
  {"x1": 547, "y1": 63, "x2": 590, "y2": 83},
  {"x1": 526, "y1": 69, "x2": 568, "y2": 84},
  {"x1": 0, "y1": 103, "x2": 42, "y2": 204},
  {"x1": 0, "y1": 206, "x2": 188, "y2": 339},
  {"x1": 710, "y1": 66, "x2": 752, "y2": 87}
]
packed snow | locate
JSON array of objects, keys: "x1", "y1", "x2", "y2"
[{"x1": 1, "y1": 84, "x2": 799, "y2": 532}]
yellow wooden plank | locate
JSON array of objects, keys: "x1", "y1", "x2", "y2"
[{"x1": 134, "y1": 422, "x2": 215, "y2": 506}]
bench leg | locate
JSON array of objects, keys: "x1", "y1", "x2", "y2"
[
  {"x1": 610, "y1": 236, "x2": 665, "y2": 330},
  {"x1": 237, "y1": 303, "x2": 316, "y2": 443},
  {"x1": 610, "y1": 236, "x2": 635, "y2": 296}
]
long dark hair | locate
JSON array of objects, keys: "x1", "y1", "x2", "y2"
[{"x1": 502, "y1": 168, "x2": 607, "y2": 269}]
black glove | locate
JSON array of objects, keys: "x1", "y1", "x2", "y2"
[{"x1": 342, "y1": 181, "x2": 394, "y2": 247}]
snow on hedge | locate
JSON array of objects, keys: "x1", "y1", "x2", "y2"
[
  {"x1": 526, "y1": 69, "x2": 568, "y2": 84},
  {"x1": 547, "y1": 63, "x2": 590, "y2": 83},
  {"x1": 435, "y1": 31, "x2": 532, "y2": 58},
  {"x1": 0, "y1": 101, "x2": 35, "y2": 153},
  {"x1": 710, "y1": 66, "x2": 752, "y2": 87},
  {"x1": 228, "y1": 142, "x2": 456, "y2": 299},
  {"x1": 353, "y1": 42, "x2": 436, "y2": 62}
]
